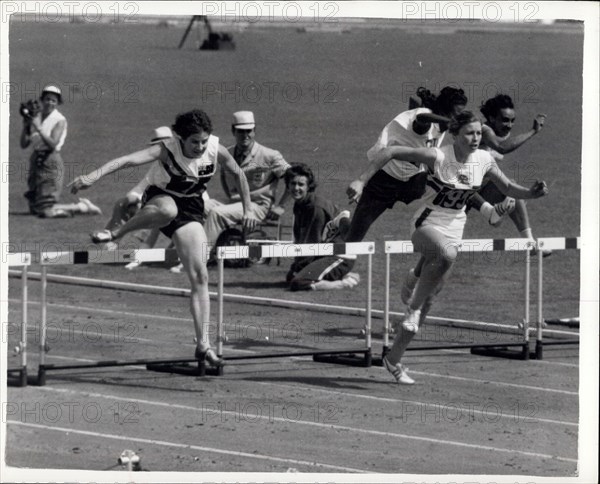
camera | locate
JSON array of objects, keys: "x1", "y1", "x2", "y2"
[{"x1": 19, "y1": 99, "x2": 40, "y2": 120}]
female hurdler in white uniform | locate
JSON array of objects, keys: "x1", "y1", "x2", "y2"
[{"x1": 369, "y1": 111, "x2": 549, "y2": 385}]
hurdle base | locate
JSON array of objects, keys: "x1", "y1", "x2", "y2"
[
  {"x1": 470, "y1": 345, "x2": 533, "y2": 360},
  {"x1": 313, "y1": 351, "x2": 371, "y2": 368},
  {"x1": 146, "y1": 361, "x2": 224, "y2": 377},
  {"x1": 7, "y1": 368, "x2": 28, "y2": 387}
]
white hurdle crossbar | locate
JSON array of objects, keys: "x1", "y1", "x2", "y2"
[
  {"x1": 383, "y1": 238, "x2": 580, "y2": 360},
  {"x1": 6, "y1": 253, "x2": 32, "y2": 386},
  {"x1": 216, "y1": 242, "x2": 375, "y2": 370}
]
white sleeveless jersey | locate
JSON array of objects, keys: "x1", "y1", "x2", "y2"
[
  {"x1": 146, "y1": 134, "x2": 219, "y2": 197},
  {"x1": 411, "y1": 145, "x2": 496, "y2": 239},
  {"x1": 31, "y1": 109, "x2": 67, "y2": 152},
  {"x1": 368, "y1": 108, "x2": 450, "y2": 181}
]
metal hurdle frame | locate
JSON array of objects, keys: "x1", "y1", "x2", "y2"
[
  {"x1": 529, "y1": 237, "x2": 581, "y2": 359},
  {"x1": 211, "y1": 241, "x2": 375, "y2": 373},
  {"x1": 382, "y1": 238, "x2": 580, "y2": 361},
  {"x1": 6, "y1": 252, "x2": 32, "y2": 387},
  {"x1": 34, "y1": 248, "x2": 211, "y2": 385}
]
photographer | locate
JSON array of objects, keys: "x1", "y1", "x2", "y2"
[{"x1": 20, "y1": 84, "x2": 101, "y2": 218}]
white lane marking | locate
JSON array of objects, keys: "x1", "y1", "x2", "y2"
[
  {"x1": 8, "y1": 421, "x2": 368, "y2": 473},
  {"x1": 35, "y1": 387, "x2": 577, "y2": 463}
]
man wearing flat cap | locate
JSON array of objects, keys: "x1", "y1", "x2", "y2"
[{"x1": 204, "y1": 110, "x2": 290, "y2": 246}]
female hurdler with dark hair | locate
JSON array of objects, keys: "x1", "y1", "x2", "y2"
[{"x1": 69, "y1": 109, "x2": 258, "y2": 366}]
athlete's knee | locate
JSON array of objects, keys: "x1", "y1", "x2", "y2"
[{"x1": 187, "y1": 260, "x2": 209, "y2": 286}]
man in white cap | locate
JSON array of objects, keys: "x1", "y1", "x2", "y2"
[
  {"x1": 20, "y1": 84, "x2": 101, "y2": 218},
  {"x1": 204, "y1": 110, "x2": 290, "y2": 247}
]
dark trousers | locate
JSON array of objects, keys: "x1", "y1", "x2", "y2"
[
  {"x1": 345, "y1": 170, "x2": 427, "y2": 243},
  {"x1": 24, "y1": 150, "x2": 64, "y2": 214}
]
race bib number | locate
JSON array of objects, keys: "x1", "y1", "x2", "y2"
[{"x1": 432, "y1": 187, "x2": 473, "y2": 210}]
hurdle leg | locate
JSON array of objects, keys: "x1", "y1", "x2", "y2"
[
  {"x1": 37, "y1": 266, "x2": 48, "y2": 386},
  {"x1": 19, "y1": 266, "x2": 29, "y2": 386},
  {"x1": 522, "y1": 247, "x2": 531, "y2": 360},
  {"x1": 470, "y1": 245, "x2": 532, "y2": 360},
  {"x1": 213, "y1": 256, "x2": 225, "y2": 376},
  {"x1": 364, "y1": 253, "x2": 373, "y2": 366},
  {"x1": 382, "y1": 252, "x2": 391, "y2": 358},
  {"x1": 534, "y1": 243, "x2": 544, "y2": 360}
]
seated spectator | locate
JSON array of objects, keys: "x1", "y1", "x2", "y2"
[
  {"x1": 285, "y1": 163, "x2": 360, "y2": 291},
  {"x1": 204, "y1": 111, "x2": 290, "y2": 248}
]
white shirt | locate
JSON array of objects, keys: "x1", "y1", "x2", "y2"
[
  {"x1": 368, "y1": 108, "x2": 449, "y2": 181},
  {"x1": 31, "y1": 109, "x2": 67, "y2": 152}
]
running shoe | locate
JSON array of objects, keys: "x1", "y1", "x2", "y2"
[
  {"x1": 382, "y1": 355, "x2": 415, "y2": 385},
  {"x1": 91, "y1": 229, "x2": 115, "y2": 243},
  {"x1": 489, "y1": 197, "x2": 516, "y2": 227},
  {"x1": 195, "y1": 347, "x2": 225, "y2": 367},
  {"x1": 401, "y1": 307, "x2": 422, "y2": 334},
  {"x1": 124, "y1": 261, "x2": 142, "y2": 270},
  {"x1": 169, "y1": 263, "x2": 184, "y2": 273},
  {"x1": 400, "y1": 268, "x2": 419, "y2": 305}
]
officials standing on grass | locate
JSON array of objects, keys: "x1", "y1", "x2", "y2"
[
  {"x1": 68, "y1": 108, "x2": 259, "y2": 367},
  {"x1": 373, "y1": 111, "x2": 549, "y2": 385}
]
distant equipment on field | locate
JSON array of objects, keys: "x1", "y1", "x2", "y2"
[{"x1": 178, "y1": 15, "x2": 235, "y2": 51}]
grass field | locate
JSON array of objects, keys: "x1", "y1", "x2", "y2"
[{"x1": 2, "y1": 15, "x2": 591, "y2": 480}]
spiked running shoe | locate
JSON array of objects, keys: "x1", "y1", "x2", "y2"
[
  {"x1": 489, "y1": 197, "x2": 516, "y2": 227},
  {"x1": 382, "y1": 356, "x2": 415, "y2": 385},
  {"x1": 91, "y1": 229, "x2": 115, "y2": 243}
]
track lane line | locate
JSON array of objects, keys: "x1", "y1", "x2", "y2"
[
  {"x1": 33, "y1": 387, "x2": 578, "y2": 463},
  {"x1": 8, "y1": 420, "x2": 369, "y2": 473}
]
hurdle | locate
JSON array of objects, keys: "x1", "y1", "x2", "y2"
[
  {"x1": 34, "y1": 248, "x2": 209, "y2": 385},
  {"x1": 6, "y1": 252, "x2": 32, "y2": 387},
  {"x1": 210, "y1": 241, "x2": 375, "y2": 373},
  {"x1": 382, "y1": 237, "x2": 580, "y2": 361},
  {"x1": 526, "y1": 237, "x2": 581, "y2": 360}
]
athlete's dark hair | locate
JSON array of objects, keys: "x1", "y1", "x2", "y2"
[
  {"x1": 172, "y1": 109, "x2": 213, "y2": 139},
  {"x1": 416, "y1": 86, "x2": 468, "y2": 116},
  {"x1": 284, "y1": 163, "x2": 317, "y2": 192},
  {"x1": 480, "y1": 94, "x2": 515, "y2": 121},
  {"x1": 448, "y1": 110, "x2": 481, "y2": 135}
]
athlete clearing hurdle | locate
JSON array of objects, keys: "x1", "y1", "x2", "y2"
[
  {"x1": 373, "y1": 111, "x2": 549, "y2": 385},
  {"x1": 68, "y1": 109, "x2": 258, "y2": 366}
]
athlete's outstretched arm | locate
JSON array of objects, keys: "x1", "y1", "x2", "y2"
[
  {"x1": 485, "y1": 162, "x2": 548, "y2": 199},
  {"x1": 482, "y1": 114, "x2": 545, "y2": 155},
  {"x1": 69, "y1": 145, "x2": 162, "y2": 193}
]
